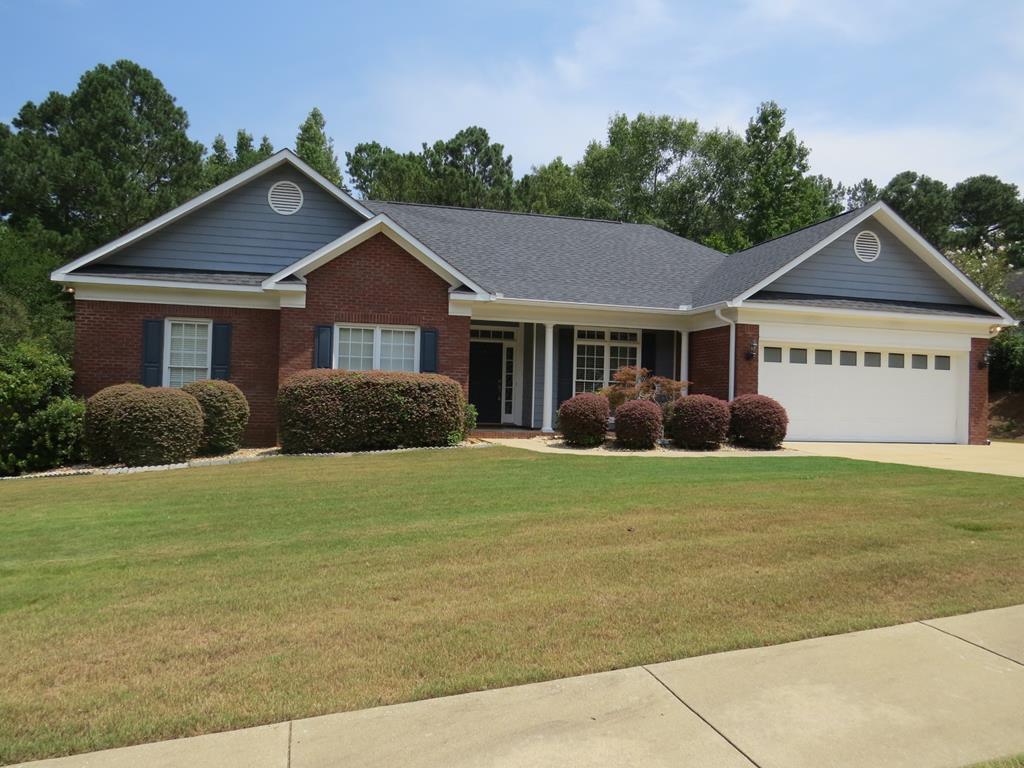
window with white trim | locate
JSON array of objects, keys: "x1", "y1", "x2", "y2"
[
  {"x1": 573, "y1": 328, "x2": 639, "y2": 394},
  {"x1": 334, "y1": 324, "x2": 419, "y2": 372},
  {"x1": 165, "y1": 319, "x2": 212, "y2": 387}
]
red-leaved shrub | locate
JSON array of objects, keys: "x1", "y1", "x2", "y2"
[
  {"x1": 729, "y1": 394, "x2": 788, "y2": 449},
  {"x1": 277, "y1": 370, "x2": 465, "y2": 453},
  {"x1": 666, "y1": 394, "x2": 731, "y2": 450},
  {"x1": 557, "y1": 393, "x2": 609, "y2": 447},
  {"x1": 614, "y1": 399, "x2": 662, "y2": 449}
]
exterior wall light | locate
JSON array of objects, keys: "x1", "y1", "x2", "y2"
[{"x1": 745, "y1": 338, "x2": 759, "y2": 360}]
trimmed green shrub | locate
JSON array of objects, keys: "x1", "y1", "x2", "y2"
[
  {"x1": 667, "y1": 394, "x2": 731, "y2": 450},
  {"x1": 729, "y1": 394, "x2": 788, "y2": 449},
  {"x1": 182, "y1": 380, "x2": 250, "y2": 455},
  {"x1": 558, "y1": 393, "x2": 609, "y2": 447},
  {"x1": 614, "y1": 399, "x2": 662, "y2": 449},
  {"x1": 111, "y1": 388, "x2": 204, "y2": 466},
  {"x1": 0, "y1": 342, "x2": 84, "y2": 475},
  {"x1": 84, "y1": 383, "x2": 144, "y2": 464},
  {"x1": 462, "y1": 402, "x2": 478, "y2": 439},
  {"x1": 277, "y1": 370, "x2": 466, "y2": 453}
]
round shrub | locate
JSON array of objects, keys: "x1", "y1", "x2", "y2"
[
  {"x1": 614, "y1": 399, "x2": 662, "y2": 449},
  {"x1": 111, "y1": 388, "x2": 204, "y2": 466},
  {"x1": 84, "y1": 383, "x2": 145, "y2": 464},
  {"x1": 667, "y1": 394, "x2": 731, "y2": 450},
  {"x1": 557, "y1": 393, "x2": 609, "y2": 447},
  {"x1": 277, "y1": 370, "x2": 465, "y2": 454},
  {"x1": 182, "y1": 380, "x2": 250, "y2": 455},
  {"x1": 729, "y1": 394, "x2": 788, "y2": 449}
]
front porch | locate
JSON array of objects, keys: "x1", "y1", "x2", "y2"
[{"x1": 466, "y1": 320, "x2": 689, "y2": 431}]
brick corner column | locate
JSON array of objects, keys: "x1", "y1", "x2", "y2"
[
  {"x1": 968, "y1": 337, "x2": 990, "y2": 445},
  {"x1": 734, "y1": 323, "x2": 759, "y2": 397}
]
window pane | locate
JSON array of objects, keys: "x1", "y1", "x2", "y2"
[
  {"x1": 337, "y1": 326, "x2": 374, "y2": 370},
  {"x1": 764, "y1": 346, "x2": 782, "y2": 363},
  {"x1": 610, "y1": 331, "x2": 638, "y2": 342},
  {"x1": 575, "y1": 343, "x2": 605, "y2": 393},
  {"x1": 167, "y1": 321, "x2": 210, "y2": 387},
  {"x1": 888, "y1": 353, "x2": 905, "y2": 369},
  {"x1": 865, "y1": 352, "x2": 881, "y2": 368},
  {"x1": 814, "y1": 349, "x2": 832, "y2": 365},
  {"x1": 609, "y1": 344, "x2": 637, "y2": 375},
  {"x1": 577, "y1": 329, "x2": 605, "y2": 340},
  {"x1": 504, "y1": 346, "x2": 514, "y2": 415},
  {"x1": 789, "y1": 348, "x2": 807, "y2": 364},
  {"x1": 912, "y1": 354, "x2": 928, "y2": 370},
  {"x1": 935, "y1": 355, "x2": 951, "y2": 371},
  {"x1": 840, "y1": 350, "x2": 857, "y2": 366},
  {"x1": 379, "y1": 329, "x2": 416, "y2": 372}
]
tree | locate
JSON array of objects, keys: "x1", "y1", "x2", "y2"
[
  {"x1": 951, "y1": 175, "x2": 1024, "y2": 265},
  {"x1": 296, "y1": 107, "x2": 342, "y2": 186},
  {"x1": 0, "y1": 60, "x2": 204, "y2": 254},
  {"x1": 880, "y1": 171, "x2": 953, "y2": 250},
  {"x1": 346, "y1": 127, "x2": 514, "y2": 209},
  {"x1": 846, "y1": 177, "x2": 879, "y2": 209},
  {"x1": 421, "y1": 126, "x2": 515, "y2": 209},
  {"x1": 201, "y1": 130, "x2": 274, "y2": 187},
  {"x1": 740, "y1": 101, "x2": 836, "y2": 244},
  {"x1": 575, "y1": 113, "x2": 700, "y2": 226},
  {"x1": 514, "y1": 158, "x2": 586, "y2": 216}
]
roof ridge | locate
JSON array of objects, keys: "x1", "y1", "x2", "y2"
[
  {"x1": 731, "y1": 206, "x2": 867, "y2": 256},
  {"x1": 366, "y1": 199, "x2": 626, "y2": 225}
]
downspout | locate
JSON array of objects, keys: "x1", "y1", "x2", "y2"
[{"x1": 715, "y1": 308, "x2": 736, "y2": 401}]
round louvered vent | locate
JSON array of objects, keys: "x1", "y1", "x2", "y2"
[
  {"x1": 853, "y1": 230, "x2": 881, "y2": 262},
  {"x1": 268, "y1": 181, "x2": 304, "y2": 215}
]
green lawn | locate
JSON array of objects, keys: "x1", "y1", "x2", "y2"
[{"x1": 2, "y1": 446, "x2": 1024, "y2": 764}]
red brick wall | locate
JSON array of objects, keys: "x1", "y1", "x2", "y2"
[
  {"x1": 73, "y1": 300, "x2": 280, "y2": 446},
  {"x1": 969, "y1": 337, "x2": 990, "y2": 445},
  {"x1": 688, "y1": 326, "x2": 730, "y2": 400},
  {"x1": 278, "y1": 232, "x2": 470, "y2": 390},
  {"x1": 734, "y1": 323, "x2": 759, "y2": 396}
]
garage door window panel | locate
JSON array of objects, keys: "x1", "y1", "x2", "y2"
[
  {"x1": 815, "y1": 349, "x2": 832, "y2": 365},
  {"x1": 935, "y1": 355, "x2": 951, "y2": 371},
  {"x1": 888, "y1": 353, "x2": 905, "y2": 369},
  {"x1": 912, "y1": 354, "x2": 928, "y2": 370},
  {"x1": 764, "y1": 347, "x2": 782, "y2": 363},
  {"x1": 840, "y1": 350, "x2": 857, "y2": 366},
  {"x1": 865, "y1": 352, "x2": 881, "y2": 368},
  {"x1": 789, "y1": 348, "x2": 808, "y2": 364}
]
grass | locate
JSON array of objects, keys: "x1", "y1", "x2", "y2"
[
  {"x1": 2, "y1": 446, "x2": 1024, "y2": 764},
  {"x1": 966, "y1": 756, "x2": 1024, "y2": 768}
]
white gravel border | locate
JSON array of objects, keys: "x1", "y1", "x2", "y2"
[{"x1": 1, "y1": 442, "x2": 492, "y2": 481}]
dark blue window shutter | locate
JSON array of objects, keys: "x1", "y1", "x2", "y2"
[
  {"x1": 141, "y1": 319, "x2": 163, "y2": 386},
  {"x1": 420, "y1": 329, "x2": 438, "y2": 373},
  {"x1": 556, "y1": 326, "x2": 574, "y2": 406},
  {"x1": 211, "y1": 323, "x2": 232, "y2": 380},
  {"x1": 313, "y1": 325, "x2": 333, "y2": 368}
]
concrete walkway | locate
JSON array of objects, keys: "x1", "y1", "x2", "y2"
[
  {"x1": 786, "y1": 440, "x2": 1024, "y2": 478},
  {"x1": 16, "y1": 605, "x2": 1024, "y2": 768}
]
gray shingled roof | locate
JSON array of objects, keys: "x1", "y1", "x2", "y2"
[
  {"x1": 691, "y1": 208, "x2": 866, "y2": 307},
  {"x1": 364, "y1": 201, "x2": 726, "y2": 309},
  {"x1": 750, "y1": 291, "x2": 994, "y2": 318}
]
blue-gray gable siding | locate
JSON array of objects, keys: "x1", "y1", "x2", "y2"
[
  {"x1": 103, "y1": 166, "x2": 366, "y2": 274},
  {"x1": 767, "y1": 222, "x2": 966, "y2": 304}
]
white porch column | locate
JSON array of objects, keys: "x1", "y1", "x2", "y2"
[
  {"x1": 541, "y1": 322, "x2": 555, "y2": 432},
  {"x1": 679, "y1": 330, "x2": 689, "y2": 386}
]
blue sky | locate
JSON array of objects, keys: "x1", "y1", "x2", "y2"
[{"x1": 3, "y1": 0, "x2": 1023, "y2": 189}]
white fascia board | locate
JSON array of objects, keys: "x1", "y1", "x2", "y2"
[
  {"x1": 741, "y1": 300, "x2": 1004, "y2": 326},
  {"x1": 262, "y1": 214, "x2": 489, "y2": 296},
  {"x1": 734, "y1": 202, "x2": 884, "y2": 303},
  {"x1": 71, "y1": 283, "x2": 296, "y2": 310},
  {"x1": 57, "y1": 273, "x2": 266, "y2": 293},
  {"x1": 50, "y1": 150, "x2": 371, "y2": 282},
  {"x1": 453, "y1": 294, "x2": 687, "y2": 314}
]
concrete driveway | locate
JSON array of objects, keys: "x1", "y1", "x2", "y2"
[{"x1": 786, "y1": 440, "x2": 1024, "y2": 477}]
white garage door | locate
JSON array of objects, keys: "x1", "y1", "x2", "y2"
[{"x1": 758, "y1": 343, "x2": 966, "y2": 443}]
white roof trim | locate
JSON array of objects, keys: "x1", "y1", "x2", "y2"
[
  {"x1": 50, "y1": 149, "x2": 372, "y2": 282},
  {"x1": 262, "y1": 214, "x2": 489, "y2": 295},
  {"x1": 56, "y1": 273, "x2": 302, "y2": 293},
  {"x1": 460, "y1": 294, "x2": 690, "y2": 314},
  {"x1": 733, "y1": 201, "x2": 1014, "y2": 323},
  {"x1": 741, "y1": 299, "x2": 1008, "y2": 327}
]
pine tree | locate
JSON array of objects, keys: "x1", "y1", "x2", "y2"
[{"x1": 296, "y1": 108, "x2": 342, "y2": 186}]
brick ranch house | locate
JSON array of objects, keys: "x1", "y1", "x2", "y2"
[{"x1": 52, "y1": 150, "x2": 1016, "y2": 446}]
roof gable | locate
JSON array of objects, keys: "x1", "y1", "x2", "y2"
[{"x1": 52, "y1": 150, "x2": 372, "y2": 281}]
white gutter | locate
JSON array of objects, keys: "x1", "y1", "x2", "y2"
[{"x1": 715, "y1": 307, "x2": 736, "y2": 400}]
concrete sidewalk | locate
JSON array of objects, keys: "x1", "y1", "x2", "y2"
[
  {"x1": 16, "y1": 606, "x2": 1024, "y2": 768},
  {"x1": 786, "y1": 440, "x2": 1024, "y2": 478}
]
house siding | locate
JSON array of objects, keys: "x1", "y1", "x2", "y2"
[
  {"x1": 104, "y1": 166, "x2": 365, "y2": 274},
  {"x1": 277, "y1": 232, "x2": 469, "y2": 389},
  {"x1": 769, "y1": 224, "x2": 966, "y2": 304},
  {"x1": 72, "y1": 299, "x2": 280, "y2": 446},
  {"x1": 688, "y1": 326, "x2": 731, "y2": 400},
  {"x1": 734, "y1": 323, "x2": 759, "y2": 396}
]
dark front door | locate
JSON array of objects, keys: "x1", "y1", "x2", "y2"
[{"x1": 469, "y1": 342, "x2": 504, "y2": 424}]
